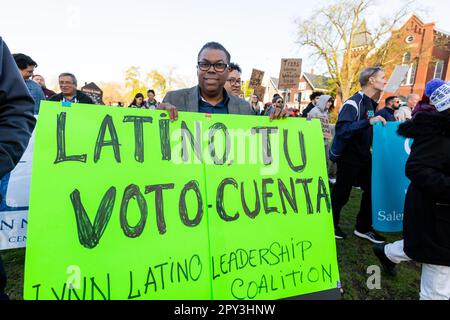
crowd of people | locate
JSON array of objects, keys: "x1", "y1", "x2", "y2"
[
  {"x1": 0, "y1": 38, "x2": 449, "y2": 300},
  {"x1": 11, "y1": 51, "x2": 338, "y2": 120}
]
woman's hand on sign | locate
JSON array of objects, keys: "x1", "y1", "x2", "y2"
[
  {"x1": 369, "y1": 115, "x2": 387, "y2": 126},
  {"x1": 157, "y1": 103, "x2": 178, "y2": 121},
  {"x1": 269, "y1": 108, "x2": 289, "y2": 121}
]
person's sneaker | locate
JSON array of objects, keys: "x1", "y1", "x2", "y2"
[
  {"x1": 334, "y1": 227, "x2": 347, "y2": 240},
  {"x1": 353, "y1": 229, "x2": 386, "y2": 244},
  {"x1": 373, "y1": 243, "x2": 397, "y2": 276}
]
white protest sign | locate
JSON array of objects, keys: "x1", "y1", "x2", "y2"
[
  {"x1": 0, "y1": 130, "x2": 34, "y2": 250},
  {"x1": 384, "y1": 65, "x2": 410, "y2": 93}
]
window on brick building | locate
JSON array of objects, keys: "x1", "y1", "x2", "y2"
[
  {"x1": 403, "y1": 52, "x2": 411, "y2": 64},
  {"x1": 403, "y1": 63, "x2": 417, "y2": 86},
  {"x1": 401, "y1": 52, "x2": 417, "y2": 86},
  {"x1": 405, "y1": 35, "x2": 414, "y2": 43},
  {"x1": 434, "y1": 60, "x2": 444, "y2": 79}
]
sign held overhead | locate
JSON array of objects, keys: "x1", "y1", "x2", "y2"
[
  {"x1": 278, "y1": 59, "x2": 302, "y2": 90},
  {"x1": 249, "y1": 69, "x2": 265, "y2": 89},
  {"x1": 384, "y1": 65, "x2": 410, "y2": 93}
]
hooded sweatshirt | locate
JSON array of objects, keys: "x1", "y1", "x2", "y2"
[{"x1": 308, "y1": 95, "x2": 331, "y2": 118}]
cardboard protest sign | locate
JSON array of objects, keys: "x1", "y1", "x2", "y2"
[
  {"x1": 24, "y1": 101, "x2": 339, "y2": 300},
  {"x1": 307, "y1": 116, "x2": 332, "y2": 140},
  {"x1": 253, "y1": 86, "x2": 266, "y2": 102},
  {"x1": 249, "y1": 69, "x2": 265, "y2": 89},
  {"x1": 384, "y1": 65, "x2": 410, "y2": 93},
  {"x1": 278, "y1": 59, "x2": 302, "y2": 90}
]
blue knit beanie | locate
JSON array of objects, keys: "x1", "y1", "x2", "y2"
[
  {"x1": 426, "y1": 79, "x2": 450, "y2": 112},
  {"x1": 425, "y1": 79, "x2": 446, "y2": 97}
]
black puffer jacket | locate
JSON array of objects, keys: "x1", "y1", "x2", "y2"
[{"x1": 398, "y1": 112, "x2": 450, "y2": 266}]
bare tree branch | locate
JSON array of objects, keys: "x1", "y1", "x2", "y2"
[{"x1": 295, "y1": 0, "x2": 418, "y2": 102}]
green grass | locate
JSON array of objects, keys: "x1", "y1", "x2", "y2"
[
  {"x1": 2, "y1": 189, "x2": 420, "y2": 300},
  {"x1": 336, "y1": 189, "x2": 420, "y2": 300},
  {"x1": 2, "y1": 247, "x2": 25, "y2": 300}
]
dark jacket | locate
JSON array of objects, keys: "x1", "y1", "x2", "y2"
[
  {"x1": 163, "y1": 86, "x2": 253, "y2": 115},
  {"x1": 301, "y1": 102, "x2": 315, "y2": 118},
  {"x1": 375, "y1": 107, "x2": 396, "y2": 122},
  {"x1": 398, "y1": 112, "x2": 450, "y2": 266},
  {"x1": 49, "y1": 90, "x2": 95, "y2": 104},
  {"x1": 329, "y1": 92, "x2": 377, "y2": 164},
  {"x1": 0, "y1": 37, "x2": 36, "y2": 180},
  {"x1": 411, "y1": 102, "x2": 437, "y2": 119},
  {"x1": 0, "y1": 37, "x2": 36, "y2": 300},
  {"x1": 42, "y1": 87, "x2": 56, "y2": 100}
]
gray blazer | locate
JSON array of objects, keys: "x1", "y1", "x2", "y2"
[{"x1": 163, "y1": 86, "x2": 253, "y2": 115}]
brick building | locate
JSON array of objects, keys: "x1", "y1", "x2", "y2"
[{"x1": 381, "y1": 15, "x2": 450, "y2": 105}]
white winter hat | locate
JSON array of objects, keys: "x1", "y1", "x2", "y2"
[{"x1": 427, "y1": 79, "x2": 450, "y2": 113}]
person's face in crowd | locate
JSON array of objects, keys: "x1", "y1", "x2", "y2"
[
  {"x1": 326, "y1": 100, "x2": 333, "y2": 111},
  {"x1": 20, "y1": 65, "x2": 35, "y2": 80},
  {"x1": 313, "y1": 95, "x2": 321, "y2": 105},
  {"x1": 197, "y1": 49, "x2": 229, "y2": 98},
  {"x1": 393, "y1": 98, "x2": 401, "y2": 110},
  {"x1": 370, "y1": 71, "x2": 387, "y2": 92},
  {"x1": 275, "y1": 99, "x2": 284, "y2": 109},
  {"x1": 224, "y1": 69, "x2": 242, "y2": 96},
  {"x1": 408, "y1": 95, "x2": 420, "y2": 109},
  {"x1": 136, "y1": 96, "x2": 144, "y2": 105},
  {"x1": 33, "y1": 75, "x2": 45, "y2": 87},
  {"x1": 148, "y1": 92, "x2": 155, "y2": 101},
  {"x1": 59, "y1": 76, "x2": 77, "y2": 97},
  {"x1": 251, "y1": 95, "x2": 258, "y2": 103}
]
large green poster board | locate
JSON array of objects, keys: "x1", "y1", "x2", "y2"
[
  {"x1": 204, "y1": 115, "x2": 339, "y2": 300},
  {"x1": 23, "y1": 101, "x2": 339, "y2": 300}
]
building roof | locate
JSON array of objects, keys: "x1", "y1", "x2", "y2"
[
  {"x1": 270, "y1": 74, "x2": 331, "y2": 91},
  {"x1": 82, "y1": 82, "x2": 102, "y2": 93},
  {"x1": 435, "y1": 27, "x2": 450, "y2": 38},
  {"x1": 303, "y1": 73, "x2": 331, "y2": 90},
  {"x1": 352, "y1": 20, "x2": 373, "y2": 48}
]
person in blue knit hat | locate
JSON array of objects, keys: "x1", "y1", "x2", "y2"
[{"x1": 373, "y1": 78, "x2": 450, "y2": 300}]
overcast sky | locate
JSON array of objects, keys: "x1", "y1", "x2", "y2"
[{"x1": 1, "y1": 0, "x2": 448, "y2": 88}]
